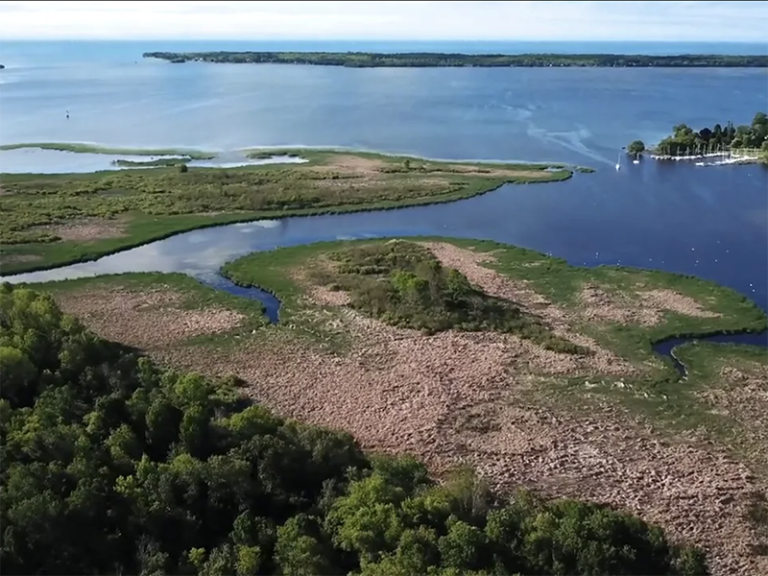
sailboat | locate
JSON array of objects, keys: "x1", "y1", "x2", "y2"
[{"x1": 615, "y1": 150, "x2": 621, "y2": 171}]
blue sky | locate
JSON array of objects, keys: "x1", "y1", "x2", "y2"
[{"x1": 0, "y1": 1, "x2": 766, "y2": 42}]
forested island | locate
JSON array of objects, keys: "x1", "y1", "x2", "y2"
[
  {"x1": 0, "y1": 284, "x2": 711, "y2": 575},
  {"x1": 142, "y1": 51, "x2": 768, "y2": 68},
  {"x1": 628, "y1": 112, "x2": 768, "y2": 158}
]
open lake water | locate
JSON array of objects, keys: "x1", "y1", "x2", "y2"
[{"x1": 1, "y1": 40, "x2": 767, "y2": 355}]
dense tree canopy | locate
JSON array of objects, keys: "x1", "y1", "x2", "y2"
[
  {"x1": 627, "y1": 140, "x2": 646, "y2": 155},
  {"x1": 0, "y1": 284, "x2": 709, "y2": 575},
  {"x1": 655, "y1": 112, "x2": 768, "y2": 156}
]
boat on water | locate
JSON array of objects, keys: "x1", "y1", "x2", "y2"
[{"x1": 615, "y1": 150, "x2": 621, "y2": 171}]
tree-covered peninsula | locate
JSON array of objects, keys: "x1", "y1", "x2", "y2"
[
  {"x1": 142, "y1": 51, "x2": 768, "y2": 68},
  {"x1": 629, "y1": 112, "x2": 768, "y2": 157}
]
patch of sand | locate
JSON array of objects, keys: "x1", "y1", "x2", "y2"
[
  {"x1": 580, "y1": 284, "x2": 721, "y2": 326},
  {"x1": 54, "y1": 287, "x2": 244, "y2": 349},
  {"x1": 33, "y1": 218, "x2": 128, "y2": 242},
  {"x1": 0, "y1": 253, "x2": 42, "y2": 265}
]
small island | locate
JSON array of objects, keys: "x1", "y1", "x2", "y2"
[
  {"x1": 142, "y1": 51, "x2": 768, "y2": 68},
  {"x1": 628, "y1": 111, "x2": 768, "y2": 164}
]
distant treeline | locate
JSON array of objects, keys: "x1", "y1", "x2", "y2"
[{"x1": 142, "y1": 51, "x2": 768, "y2": 68}]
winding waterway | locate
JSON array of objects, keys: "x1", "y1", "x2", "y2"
[{"x1": 2, "y1": 159, "x2": 766, "y2": 374}]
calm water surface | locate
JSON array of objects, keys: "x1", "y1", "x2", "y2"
[
  {"x1": 1, "y1": 41, "x2": 766, "y2": 352},
  {"x1": 2, "y1": 42, "x2": 767, "y2": 165}
]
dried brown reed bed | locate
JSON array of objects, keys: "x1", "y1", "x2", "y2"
[
  {"x1": 32, "y1": 218, "x2": 128, "y2": 242},
  {"x1": 700, "y1": 363, "x2": 768, "y2": 447},
  {"x1": 580, "y1": 283, "x2": 722, "y2": 325},
  {"x1": 55, "y1": 286, "x2": 244, "y2": 349},
  {"x1": 162, "y1": 310, "x2": 764, "y2": 576},
  {"x1": 320, "y1": 154, "x2": 387, "y2": 174},
  {"x1": 55, "y1": 243, "x2": 766, "y2": 576},
  {"x1": 310, "y1": 154, "x2": 556, "y2": 182}
]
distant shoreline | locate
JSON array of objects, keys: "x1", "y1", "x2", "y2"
[{"x1": 142, "y1": 51, "x2": 768, "y2": 68}]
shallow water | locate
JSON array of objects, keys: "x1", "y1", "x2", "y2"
[
  {"x1": 0, "y1": 147, "x2": 307, "y2": 173},
  {"x1": 1, "y1": 40, "x2": 766, "y2": 367}
]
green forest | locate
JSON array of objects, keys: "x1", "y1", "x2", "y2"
[
  {"x1": 652, "y1": 112, "x2": 768, "y2": 156},
  {"x1": 0, "y1": 285, "x2": 710, "y2": 575}
]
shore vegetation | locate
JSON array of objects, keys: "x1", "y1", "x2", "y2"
[
  {"x1": 112, "y1": 157, "x2": 197, "y2": 168},
  {"x1": 651, "y1": 112, "x2": 768, "y2": 156}
]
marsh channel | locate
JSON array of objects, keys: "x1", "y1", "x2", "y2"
[{"x1": 2, "y1": 155, "x2": 766, "y2": 376}]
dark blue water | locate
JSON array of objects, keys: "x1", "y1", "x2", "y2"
[
  {"x1": 655, "y1": 332, "x2": 768, "y2": 374},
  {"x1": 1, "y1": 41, "x2": 766, "y2": 372},
  {"x1": 201, "y1": 273, "x2": 281, "y2": 324}
]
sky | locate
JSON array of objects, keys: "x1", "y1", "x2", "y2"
[{"x1": 0, "y1": 1, "x2": 766, "y2": 42}]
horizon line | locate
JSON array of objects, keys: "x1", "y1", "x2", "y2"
[{"x1": 2, "y1": 38, "x2": 766, "y2": 44}]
